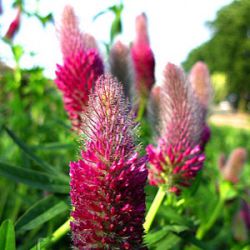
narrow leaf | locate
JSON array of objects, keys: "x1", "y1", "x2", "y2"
[
  {"x1": 0, "y1": 161, "x2": 69, "y2": 193},
  {"x1": 0, "y1": 220, "x2": 16, "y2": 250},
  {"x1": 4, "y1": 127, "x2": 67, "y2": 181},
  {"x1": 16, "y1": 196, "x2": 69, "y2": 232}
]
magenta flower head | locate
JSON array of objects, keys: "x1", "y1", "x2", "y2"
[
  {"x1": 131, "y1": 13, "x2": 155, "y2": 100},
  {"x1": 70, "y1": 75, "x2": 148, "y2": 249},
  {"x1": 55, "y1": 5, "x2": 104, "y2": 131},
  {"x1": 5, "y1": 7, "x2": 21, "y2": 40},
  {"x1": 109, "y1": 41, "x2": 134, "y2": 100},
  {"x1": 146, "y1": 63, "x2": 205, "y2": 194}
]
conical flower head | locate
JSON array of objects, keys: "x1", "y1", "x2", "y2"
[
  {"x1": 55, "y1": 5, "x2": 104, "y2": 131},
  {"x1": 5, "y1": 7, "x2": 21, "y2": 40},
  {"x1": 131, "y1": 13, "x2": 155, "y2": 100},
  {"x1": 109, "y1": 41, "x2": 134, "y2": 100},
  {"x1": 70, "y1": 75, "x2": 148, "y2": 249},
  {"x1": 146, "y1": 63, "x2": 205, "y2": 194}
]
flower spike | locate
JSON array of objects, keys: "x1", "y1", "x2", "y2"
[
  {"x1": 146, "y1": 63, "x2": 205, "y2": 194},
  {"x1": 55, "y1": 5, "x2": 104, "y2": 131},
  {"x1": 131, "y1": 13, "x2": 155, "y2": 101},
  {"x1": 70, "y1": 75, "x2": 148, "y2": 249}
]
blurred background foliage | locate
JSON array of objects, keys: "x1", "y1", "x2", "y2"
[
  {"x1": 0, "y1": 0, "x2": 249, "y2": 249},
  {"x1": 183, "y1": 0, "x2": 250, "y2": 110}
]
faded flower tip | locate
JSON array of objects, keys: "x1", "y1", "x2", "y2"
[
  {"x1": 161, "y1": 63, "x2": 202, "y2": 148},
  {"x1": 70, "y1": 74, "x2": 148, "y2": 249},
  {"x1": 189, "y1": 61, "x2": 213, "y2": 111},
  {"x1": 109, "y1": 41, "x2": 133, "y2": 99},
  {"x1": 135, "y1": 13, "x2": 149, "y2": 44},
  {"x1": 220, "y1": 148, "x2": 247, "y2": 183},
  {"x1": 59, "y1": 5, "x2": 98, "y2": 59}
]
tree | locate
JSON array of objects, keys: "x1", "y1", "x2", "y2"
[{"x1": 183, "y1": 0, "x2": 250, "y2": 109}]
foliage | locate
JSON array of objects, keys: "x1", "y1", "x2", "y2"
[{"x1": 183, "y1": 0, "x2": 250, "y2": 109}]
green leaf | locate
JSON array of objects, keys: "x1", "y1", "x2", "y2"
[
  {"x1": 220, "y1": 180, "x2": 238, "y2": 200},
  {"x1": 16, "y1": 196, "x2": 69, "y2": 232},
  {"x1": 35, "y1": 13, "x2": 54, "y2": 27},
  {"x1": 0, "y1": 161, "x2": 69, "y2": 194},
  {"x1": 110, "y1": 16, "x2": 122, "y2": 43},
  {"x1": 4, "y1": 127, "x2": 68, "y2": 181},
  {"x1": 11, "y1": 45, "x2": 24, "y2": 63},
  {"x1": 145, "y1": 225, "x2": 188, "y2": 246},
  {"x1": 0, "y1": 220, "x2": 16, "y2": 250},
  {"x1": 156, "y1": 232, "x2": 180, "y2": 250},
  {"x1": 31, "y1": 143, "x2": 74, "y2": 151}
]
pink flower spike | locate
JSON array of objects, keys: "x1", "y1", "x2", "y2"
[
  {"x1": 5, "y1": 7, "x2": 21, "y2": 40},
  {"x1": 55, "y1": 5, "x2": 104, "y2": 131},
  {"x1": 131, "y1": 13, "x2": 155, "y2": 100},
  {"x1": 146, "y1": 63, "x2": 205, "y2": 194},
  {"x1": 70, "y1": 75, "x2": 148, "y2": 249}
]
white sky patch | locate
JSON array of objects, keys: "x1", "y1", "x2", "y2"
[{"x1": 0, "y1": 0, "x2": 233, "y2": 80}]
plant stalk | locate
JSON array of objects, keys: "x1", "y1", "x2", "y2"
[{"x1": 144, "y1": 186, "x2": 166, "y2": 233}]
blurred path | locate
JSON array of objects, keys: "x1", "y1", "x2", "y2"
[{"x1": 209, "y1": 112, "x2": 250, "y2": 130}]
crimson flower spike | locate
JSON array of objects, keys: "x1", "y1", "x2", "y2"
[
  {"x1": 146, "y1": 63, "x2": 205, "y2": 194},
  {"x1": 70, "y1": 75, "x2": 148, "y2": 249},
  {"x1": 55, "y1": 5, "x2": 104, "y2": 131},
  {"x1": 189, "y1": 61, "x2": 213, "y2": 149},
  {"x1": 109, "y1": 41, "x2": 134, "y2": 100},
  {"x1": 5, "y1": 7, "x2": 21, "y2": 40},
  {"x1": 131, "y1": 13, "x2": 155, "y2": 103}
]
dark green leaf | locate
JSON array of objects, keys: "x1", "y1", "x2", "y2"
[
  {"x1": 4, "y1": 127, "x2": 68, "y2": 181},
  {"x1": 16, "y1": 195, "x2": 69, "y2": 232},
  {"x1": 0, "y1": 220, "x2": 16, "y2": 250},
  {"x1": 145, "y1": 225, "x2": 188, "y2": 246},
  {"x1": 0, "y1": 161, "x2": 69, "y2": 193},
  {"x1": 93, "y1": 10, "x2": 109, "y2": 21},
  {"x1": 156, "y1": 232, "x2": 180, "y2": 250}
]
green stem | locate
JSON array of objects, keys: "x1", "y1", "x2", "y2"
[
  {"x1": 136, "y1": 97, "x2": 146, "y2": 121},
  {"x1": 144, "y1": 186, "x2": 166, "y2": 233},
  {"x1": 31, "y1": 219, "x2": 70, "y2": 250},
  {"x1": 196, "y1": 198, "x2": 224, "y2": 239}
]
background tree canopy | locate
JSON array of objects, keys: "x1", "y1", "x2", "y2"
[{"x1": 183, "y1": 0, "x2": 250, "y2": 109}]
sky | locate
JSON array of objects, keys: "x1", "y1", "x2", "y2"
[{"x1": 0, "y1": 0, "x2": 233, "y2": 81}]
